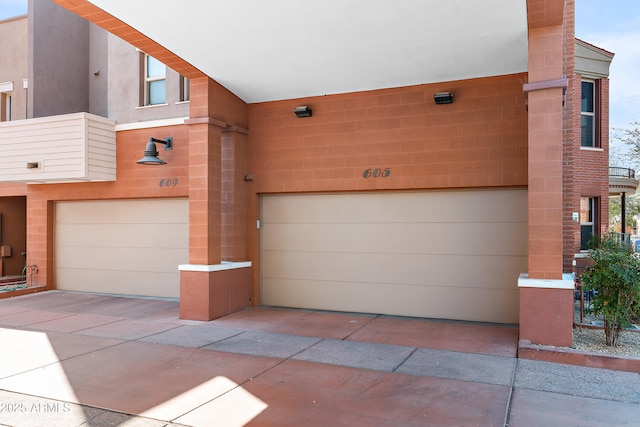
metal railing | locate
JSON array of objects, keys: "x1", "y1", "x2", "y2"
[
  {"x1": 609, "y1": 166, "x2": 636, "y2": 179},
  {"x1": 611, "y1": 231, "x2": 632, "y2": 246}
]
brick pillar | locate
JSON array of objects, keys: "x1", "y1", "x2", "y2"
[
  {"x1": 519, "y1": 12, "x2": 574, "y2": 347},
  {"x1": 188, "y1": 119, "x2": 223, "y2": 265},
  {"x1": 527, "y1": 92, "x2": 564, "y2": 277},
  {"x1": 179, "y1": 77, "x2": 251, "y2": 320},
  {"x1": 23, "y1": 192, "x2": 52, "y2": 290}
]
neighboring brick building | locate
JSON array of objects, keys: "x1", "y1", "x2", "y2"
[
  {"x1": 0, "y1": 0, "x2": 616, "y2": 346},
  {"x1": 572, "y1": 39, "x2": 615, "y2": 252}
]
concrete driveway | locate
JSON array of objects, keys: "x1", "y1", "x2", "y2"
[{"x1": 0, "y1": 291, "x2": 638, "y2": 426}]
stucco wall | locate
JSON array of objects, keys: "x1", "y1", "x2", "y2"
[
  {"x1": 88, "y1": 24, "x2": 108, "y2": 117},
  {"x1": 29, "y1": 0, "x2": 90, "y2": 118},
  {"x1": 106, "y1": 33, "x2": 190, "y2": 124},
  {"x1": 0, "y1": 15, "x2": 28, "y2": 121},
  {"x1": 27, "y1": 0, "x2": 189, "y2": 123}
]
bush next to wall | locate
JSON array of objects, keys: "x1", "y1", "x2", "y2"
[{"x1": 581, "y1": 234, "x2": 640, "y2": 346}]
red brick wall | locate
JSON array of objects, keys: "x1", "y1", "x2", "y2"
[
  {"x1": 571, "y1": 81, "x2": 610, "y2": 259},
  {"x1": 596, "y1": 78, "x2": 610, "y2": 238},
  {"x1": 562, "y1": 0, "x2": 610, "y2": 271},
  {"x1": 528, "y1": 0, "x2": 566, "y2": 30},
  {"x1": 247, "y1": 74, "x2": 528, "y2": 195},
  {"x1": 222, "y1": 129, "x2": 248, "y2": 262},
  {"x1": 189, "y1": 77, "x2": 248, "y2": 129}
]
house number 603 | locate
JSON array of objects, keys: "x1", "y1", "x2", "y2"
[{"x1": 363, "y1": 168, "x2": 390, "y2": 178}]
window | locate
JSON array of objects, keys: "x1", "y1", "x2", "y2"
[
  {"x1": 0, "y1": 92, "x2": 10, "y2": 122},
  {"x1": 179, "y1": 75, "x2": 190, "y2": 102},
  {"x1": 580, "y1": 197, "x2": 598, "y2": 249},
  {"x1": 581, "y1": 80, "x2": 597, "y2": 147},
  {"x1": 143, "y1": 54, "x2": 166, "y2": 105}
]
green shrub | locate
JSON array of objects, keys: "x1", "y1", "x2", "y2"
[{"x1": 580, "y1": 234, "x2": 640, "y2": 346}]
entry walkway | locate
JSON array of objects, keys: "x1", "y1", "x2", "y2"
[{"x1": 0, "y1": 291, "x2": 638, "y2": 426}]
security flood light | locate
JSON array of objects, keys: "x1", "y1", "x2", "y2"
[
  {"x1": 294, "y1": 106, "x2": 312, "y2": 117},
  {"x1": 434, "y1": 92, "x2": 453, "y2": 104}
]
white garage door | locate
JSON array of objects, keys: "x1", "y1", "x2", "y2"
[
  {"x1": 261, "y1": 189, "x2": 527, "y2": 323},
  {"x1": 55, "y1": 198, "x2": 188, "y2": 299}
]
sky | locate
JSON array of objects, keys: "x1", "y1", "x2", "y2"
[
  {"x1": 0, "y1": 0, "x2": 26, "y2": 20},
  {"x1": 575, "y1": 0, "x2": 640, "y2": 132},
  {"x1": 0, "y1": 0, "x2": 638, "y2": 129}
]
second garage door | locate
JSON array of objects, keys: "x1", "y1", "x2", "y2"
[
  {"x1": 261, "y1": 189, "x2": 527, "y2": 323},
  {"x1": 55, "y1": 198, "x2": 188, "y2": 299}
]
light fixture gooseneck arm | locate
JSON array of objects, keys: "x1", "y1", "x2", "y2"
[{"x1": 149, "y1": 137, "x2": 173, "y2": 150}]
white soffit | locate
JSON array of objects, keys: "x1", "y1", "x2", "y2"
[{"x1": 89, "y1": 0, "x2": 529, "y2": 103}]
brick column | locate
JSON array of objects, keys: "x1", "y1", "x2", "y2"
[
  {"x1": 179, "y1": 77, "x2": 251, "y2": 320},
  {"x1": 519, "y1": 18, "x2": 574, "y2": 347},
  {"x1": 25, "y1": 195, "x2": 52, "y2": 290},
  {"x1": 187, "y1": 117, "x2": 223, "y2": 265}
]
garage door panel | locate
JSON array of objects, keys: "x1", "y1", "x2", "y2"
[
  {"x1": 261, "y1": 189, "x2": 527, "y2": 323},
  {"x1": 57, "y1": 268, "x2": 180, "y2": 298},
  {"x1": 261, "y1": 278, "x2": 519, "y2": 324},
  {"x1": 262, "y1": 189, "x2": 527, "y2": 224},
  {"x1": 56, "y1": 223, "x2": 189, "y2": 248},
  {"x1": 262, "y1": 250, "x2": 526, "y2": 289},
  {"x1": 56, "y1": 199, "x2": 188, "y2": 224},
  {"x1": 262, "y1": 222, "x2": 527, "y2": 256},
  {"x1": 56, "y1": 246, "x2": 186, "y2": 273},
  {"x1": 55, "y1": 198, "x2": 188, "y2": 299}
]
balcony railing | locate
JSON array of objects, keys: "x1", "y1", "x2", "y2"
[
  {"x1": 611, "y1": 231, "x2": 632, "y2": 246},
  {"x1": 609, "y1": 166, "x2": 639, "y2": 196},
  {"x1": 609, "y1": 167, "x2": 636, "y2": 179}
]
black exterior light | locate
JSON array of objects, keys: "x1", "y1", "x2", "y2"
[
  {"x1": 434, "y1": 92, "x2": 453, "y2": 105},
  {"x1": 136, "y1": 137, "x2": 173, "y2": 165},
  {"x1": 294, "y1": 106, "x2": 312, "y2": 118}
]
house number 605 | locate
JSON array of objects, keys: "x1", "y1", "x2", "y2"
[{"x1": 363, "y1": 168, "x2": 390, "y2": 178}]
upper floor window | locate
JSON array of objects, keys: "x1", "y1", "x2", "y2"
[
  {"x1": 581, "y1": 80, "x2": 597, "y2": 147},
  {"x1": 179, "y1": 75, "x2": 190, "y2": 102},
  {"x1": 144, "y1": 54, "x2": 166, "y2": 105},
  {"x1": 0, "y1": 81, "x2": 13, "y2": 122}
]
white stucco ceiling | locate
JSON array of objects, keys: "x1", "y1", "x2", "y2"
[{"x1": 89, "y1": 0, "x2": 529, "y2": 103}]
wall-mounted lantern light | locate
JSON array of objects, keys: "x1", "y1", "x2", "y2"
[
  {"x1": 434, "y1": 92, "x2": 453, "y2": 105},
  {"x1": 136, "y1": 137, "x2": 173, "y2": 165},
  {"x1": 294, "y1": 106, "x2": 312, "y2": 118}
]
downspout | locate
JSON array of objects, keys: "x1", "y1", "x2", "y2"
[{"x1": 621, "y1": 192, "x2": 626, "y2": 239}]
